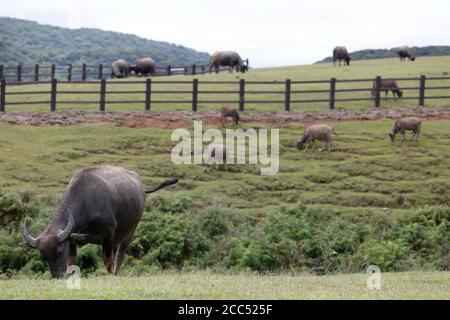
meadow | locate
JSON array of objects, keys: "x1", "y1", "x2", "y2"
[
  {"x1": 1, "y1": 271, "x2": 449, "y2": 300},
  {"x1": 4, "y1": 56, "x2": 450, "y2": 113},
  {"x1": 0, "y1": 58, "x2": 449, "y2": 300}
]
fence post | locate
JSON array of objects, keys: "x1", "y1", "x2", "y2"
[
  {"x1": 68, "y1": 64, "x2": 72, "y2": 82},
  {"x1": 98, "y1": 64, "x2": 104, "y2": 80},
  {"x1": 192, "y1": 64, "x2": 196, "y2": 75},
  {"x1": 51, "y1": 64, "x2": 56, "y2": 80},
  {"x1": 0, "y1": 65, "x2": 3, "y2": 81},
  {"x1": 239, "y1": 79, "x2": 245, "y2": 111},
  {"x1": 17, "y1": 65, "x2": 22, "y2": 82},
  {"x1": 374, "y1": 76, "x2": 382, "y2": 108},
  {"x1": 82, "y1": 64, "x2": 87, "y2": 81},
  {"x1": 192, "y1": 79, "x2": 199, "y2": 112},
  {"x1": 0, "y1": 80, "x2": 5, "y2": 112},
  {"x1": 285, "y1": 79, "x2": 291, "y2": 111},
  {"x1": 50, "y1": 78, "x2": 57, "y2": 112},
  {"x1": 34, "y1": 64, "x2": 39, "y2": 82},
  {"x1": 145, "y1": 78, "x2": 152, "y2": 111},
  {"x1": 99, "y1": 79, "x2": 106, "y2": 112},
  {"x1": 167, "y1": 65, "x2": 172, "y2": 76},
  {"x1": 329, "y1": 78, "x2": 336, "y2": 110},
  {"x1": 419, "y1": 75, "x2": 426, "y2": 106}
]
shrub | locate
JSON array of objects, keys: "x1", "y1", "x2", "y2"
[
  {"x1": 128, "y1": 210, "x2": 210, "y2": 268},
  {"x1": 354, "y1": 239, "x2": 411, "y2": 271}
]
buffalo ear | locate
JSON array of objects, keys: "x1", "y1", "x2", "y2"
[{"x1": 70, "y1": 233, "x2": 89, "y2": 244}]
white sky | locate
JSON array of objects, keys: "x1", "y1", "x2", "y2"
[{"x1": 0, "y1": 0, "x2": 449, "y2": 67}]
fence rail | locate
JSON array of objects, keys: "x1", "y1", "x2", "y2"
[
  {"x1": 0, "y1": 62, "x2": 245, "y2": 84},
  {"x1": 0, "y1": 75, "x2": 449, "y2": 113}
]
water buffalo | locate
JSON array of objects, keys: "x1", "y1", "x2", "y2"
[
  {"x1": 130, "y1": 58, "x2": 156, "y2": 77},
  {"x1": 398, "y1": 46, "x2": 416, "y2": 61},
  {"x1": 23, "y1": 165, "x2": 178, "y2": 278},
  {"x1": 111, "y1": 59, "x2": 130, "y2": 78},
  {"x1": 372, "y1": 79, "x2": 403, "y2": 99},
  {"x1": 333, "y1": 47, "x2": 351, "y2": 66},
  {"x1": 220, "y1": 106, "x2": 240, "y2": 126},
  {"x1": 210, "y1": 51, "x2": 248, "y2": 73}
]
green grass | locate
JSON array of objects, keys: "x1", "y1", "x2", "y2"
[
  {"x1": 1, "y1": 271, "x2": 448, "y2": 299},
  {"x1": 4, "y1": 56, "x2": 450, "y2": 112},
  {"x1": 0, "y1": 119, "x2": 448, "y2": 218},
  {"x1": 1, "y1": 59, "x2": 449, "y2": 299}
]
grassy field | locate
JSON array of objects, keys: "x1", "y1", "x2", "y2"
[
  {"x1": 1, "y1": 271, "x2": 448, "y2": 299},
  {"x1": 0, "y1": 120, "x2": 448, "y2": 217},
  {"x1": 0, "y1": 59, "x2": 449, "y2": 299},
  {"x1": 4, "y1": 56, "x2": 450, "y2": 112}
]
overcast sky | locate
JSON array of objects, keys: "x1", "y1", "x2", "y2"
[{"x1": 1, "y1": 0, "x2": 449, "y2": 67}]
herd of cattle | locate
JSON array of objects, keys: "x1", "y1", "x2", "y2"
[
  {"x1": 112, "y1": 46, "x2": 415, "y2": 99},
  {"x1": 21, "y1": 45, "x2": 422, "y2": 278},
  {"x1": 332, "y1": 45, "x2": 416, "y2": 66},
  {"x1": 113, "y1": 46, "x2": 416, "y2": 77},
  {"x1": 22, "y1": 105, "x2": 423, "y2": 278},
  {"x1": 111, "y1": 50, "x2": 249, "y2": 78}
]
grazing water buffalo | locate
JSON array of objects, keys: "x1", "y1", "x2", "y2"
[
  {"x1": 220, "y1": 106, "x2": 240, "y2": 126},
  {"x1": 297, "y1": 124, "x2": 336, "y2": 151},
  {"x1": 210, "y1": 51, "x2": 248, "y2": 73},
  {"x1": 130, "y1": 58, "x2": 156, "y2": 77},
  {"x1": 111, "y1": 59, "x2": 130, "y2": 78},
  {"x1": 389, "y1": 117, "x2": 422, "y2": 142},
  {"x1": 372, "y1": 79, "x2": 403, "y2": 99},
  {"x1": 23, "y1": 165, "x2": 178, "y2": 278},
  {"x1": 333, "y1": 47, "x2": 351, "y2": 66},
  {"x1": 398, "y1": 46, "x2": 416, "y2": 61}
]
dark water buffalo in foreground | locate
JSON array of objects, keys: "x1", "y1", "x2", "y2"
[
  {"x1": 111, "y1": 59, "x2": 130, "y2": 78},
  {"x1": 130, "y1": 58, "x2": 156, "y2": 77},
  {"x1": 398, "y1": 46, "x2": 416, "y2": 61},
  {"x1": 210, "y1": 51, "x2": 248, "y2": 73},
  {"x1": 333, "y1": 46, "x2": 351, "y2": 66},
  {"x1": 372, "y1": 79, "x2": 403, "y2": 99},
  {"x1": 23, "y1": 166, "x2": 178, "y2": 278}
]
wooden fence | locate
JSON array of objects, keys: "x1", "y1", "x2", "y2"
[
  {"x1": 0, "y1": 61, "x2": 249, "y2": 83},
  {"x1": 0, "y1": 75, "x2": 449, "y2": 113}
]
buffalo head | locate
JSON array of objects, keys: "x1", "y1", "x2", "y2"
[
  {"x1": 23, "y1": 216, "x2": 75, "y2": 278},
  {"x1": 389, "y1": 132, "x2": 396, "y2": 142},
  {"x1": 345, "y1": 57, "x2": 351, "y2": 66},
  {"x1": 240, "y1": 64, "x2": 249, "y2": 73}
]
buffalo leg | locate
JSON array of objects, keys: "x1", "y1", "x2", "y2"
[
  {"x1": 102, "y1": 237, "x2": 115, "y2": 274},
  {"x1": 113, "y1": 238, "x2": 131, "y2": 275},
  {"x1": 67, "y1": 243, "x2": 77, "y2": 267}
]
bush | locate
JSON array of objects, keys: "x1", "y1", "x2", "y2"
[
  {"x1": 0, "y1": 190, "x2": 448, "y2": 276},
  {"x1": 128, "y1": 210, "x2": 210, "y2": 268},
  {"x1": 354, "y1": 240, "x2": 411, "y2": 271},
  {"x1": 0, "y1": 191, "x2": 37, "y2": 226}
]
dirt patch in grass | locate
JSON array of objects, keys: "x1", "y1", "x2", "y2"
[{"x1": 1, "y1": 106, "x2": 449, "y2": 129}]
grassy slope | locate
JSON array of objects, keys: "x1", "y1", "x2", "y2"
[
  {"x1": 0, "y1": 120, "x2": 449, "y2": 219},
  {"x1": 5, "y1": 56, "x2": 450, "y2": 112},
  {"x1": 1, "y1": 272, "x2": 449, "y2": 299}
]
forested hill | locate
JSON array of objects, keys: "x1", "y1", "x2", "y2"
[
  {"x1": 316, "y1": 46, "x2": 450, "y2": 63},
  {"x1": 0, "y1": 17, "x2": 210, "y2": 66}
]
